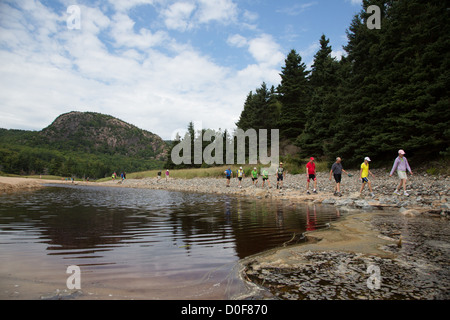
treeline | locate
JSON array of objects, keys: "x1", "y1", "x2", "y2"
[
  {"x1": 0, "y1": 144, "x2": 163, "y2": 179},
  {"x1": 236, "y1": 0, "x2": 449, "y2": 167},
  {"x1": 0, "y1": 128, "x2": 164, "y2": 179}
]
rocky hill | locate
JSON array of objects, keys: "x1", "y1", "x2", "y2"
[
  {"x1": 0, "y1": 111, "x2": 169, "y2": 178},
  {"x1": 40, "y1": 111, "x2": 168, "y2": 160}
]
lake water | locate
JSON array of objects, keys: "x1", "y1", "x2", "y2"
[{"x1": 0, "y1": 184, "x2": 343, "y2": 300}]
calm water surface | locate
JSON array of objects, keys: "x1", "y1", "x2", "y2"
[{"x1": 0, "y1": 184, "x2": 342, "y2": 299}]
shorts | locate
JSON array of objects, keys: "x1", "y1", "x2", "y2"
[
  {"x1": 361, "y1": 177, "x2": 369, "y2": 183},
  {"x1": 333, "y1": 174, "x2": 342, "y2": 183},
  {"x1": 238, "y1": 177, "x2": 242, "y2": 181},
  {"x1": 307, "y1": 174, "x2": 316, "y2": 182},
  {"x1": 398, "y1": 171, "x2": 407, "y2": 180},
  {"x1": 277, "y1": 174, "x2": 283, "y2": 181},
  {"x1": 226, "y1": 176, "x2": 231, "y2": 180},
  {"x1": 252, "y1": 177, "x2": 258, "y2": 181},
  {"x1": 263, "y1": 177, "x2": 268, "y2": 181}
]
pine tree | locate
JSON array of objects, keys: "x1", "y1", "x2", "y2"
[
  {"x1": 277, "y1": 50, "x2": 310, "y2": 141},
  {"x1": 236, "y1": 82, "x2": 279, "y2": 131},
  {"x1": 297, "y1": 35, "x2": 341, "y2": 157},
  {"x1": 327, "y1": 0, "x2": 449, "y2": 166}
]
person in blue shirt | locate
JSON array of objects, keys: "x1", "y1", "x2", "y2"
[{"x1": 224, "y1": 167, "x2": 233, "y2": 187}]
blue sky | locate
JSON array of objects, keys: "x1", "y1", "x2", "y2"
[{"x1": 0, "y1": 0, "x2": 363, "y2": 139}]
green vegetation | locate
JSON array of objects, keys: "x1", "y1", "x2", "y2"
[
  {"x1": 237, "y1": 0, "x2": 449, "y2": 169},
  {"x1": 165, "y1": 1, "x2": 448, "y2": 173},
  {"x1": 2, "y1": 1, "x2": 448, "y2": 179},
  {"x1": 0, "y1": 112, "x2": 168, "y2": 179}
]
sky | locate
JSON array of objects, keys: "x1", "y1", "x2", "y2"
[{"x1": 0, "y1": 0, "x2": 364, "y2": 140}]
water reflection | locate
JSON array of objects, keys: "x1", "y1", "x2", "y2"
[{"x1": 0, "y1": 185, "x2": 343, "y2": 299}]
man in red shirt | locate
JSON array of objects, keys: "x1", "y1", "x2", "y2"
[{"x1": 306, "y1": 157, "x2": 317, "y2": 194}]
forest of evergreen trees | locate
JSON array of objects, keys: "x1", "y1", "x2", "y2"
[{"x1": 168, "y1": 0, "x2": 449, "y2": 170}]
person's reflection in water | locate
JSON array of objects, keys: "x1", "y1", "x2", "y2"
[
  {"x1": 306, "y1": 205, "x2": 317, "y2": 231},
  {"x1": 224, "y1": 196, "x2": 232, "y2": 225},
  {"x1": 275, "y1": 203, "x2": 284, "y2": 228}
]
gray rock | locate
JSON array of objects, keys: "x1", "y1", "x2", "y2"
[
  {"x1": 335, "y1": 199, "x2": 354, "y2": 207},
  {"x1": 322, "y1": 198, "x2": 336, "y2": 205}
]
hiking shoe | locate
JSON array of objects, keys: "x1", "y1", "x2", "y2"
[
  {"x1": 333, "y1": 191, "x2": 337, "y2": 196},
  {"x1": 338, "y1": 192, "x2": 342, "y2": 197},
  {"x1": 393, "y1": 190, "x2": 401, "y2": 195},
  {"x1": 403, "y1": 191, "x2": 409, "y2": 196},
  {"x1": 307, "y1": 190, "x2": 311, "y2": 195},
  {"x1": 370, "y1": 192, "x2": 375, "y2": 197},
  {"x1": 313, "y1": 189, "x2": 317, "y2": 194}
]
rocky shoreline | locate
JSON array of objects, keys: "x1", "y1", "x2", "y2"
[
  {"x1": 95, "y1": 169, "x2": 449, "y2": 216},
  {"x1": 2, "y1": 169, "x2": 449, "y2": 300},
  {"x1": 241, "y1": 209, "x2": 450, "y2": 300},
  {"x1": 3, "y1": 169, "x2": 449, "y2": 214}
]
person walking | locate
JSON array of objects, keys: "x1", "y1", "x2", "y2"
[
  {"x1": 165, "y1": 169, "x2": 170, "y2": 181},
  {"x1": 157, "y1": 170, "x2": 162, "y2": 182},
  {"x1": 237, "y1": 167, "x2": 245, "y2": 188},
  {"x1": 329, "y1": 157, "x2": 349, "y2": 197},
  {"x1": 360, "y1": 157, "x2": 375, "y2": 197},
  {"x1": 390, "y1": 149, "x2": 413, "y2": 196},
  {"x1": 251, "y1": 167, "x2": 259, "y2": 186},
  {"x1": 224, "y1": 167, "x2": 233, "y2": 187},
  {"x1": 306, "y1": 157, "x2": 317, "y2": 194},
  {"x1": 276, "y1": 162, "x2": 285, "y2": 189},
  {"x1": 262, "y1": 168, "x2": 270, "y2": 188}
]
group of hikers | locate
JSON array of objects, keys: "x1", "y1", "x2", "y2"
[
  {"x1": 224, "y1": 165, "x2": 279, "y2": 189},
  {"x1": 111, "y1": 171, "x2": 126, "y2": 182},
  {"x1": 157, "y1": 169, "x2": 170, "y2": 182},
  {"x1": 224, "y1": 149, "x2": 413, "y2": 197}
]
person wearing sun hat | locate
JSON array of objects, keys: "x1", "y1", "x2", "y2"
[
  {"x1": 276, "y1": 162, "x2": 285, "y2": 189},
  {"x1": 237, "y1": 166, "x2": 245, "y2": 188},
  {"x1": 359, "y1": 157, "x2": 375, "y2": 197},
  {"x1": 390, "y1": 149, "x2": 413, "y2": 196}
]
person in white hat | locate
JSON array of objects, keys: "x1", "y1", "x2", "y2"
[
  {"x1": 236, "y1": 166, "x2": 245, "y2": 188},
  {"x1": 389, "y1": 149, "x2": 413, "y2": 196},
  {"x1": 359, "y1": 157, "x2": 375, "y2": 197}
]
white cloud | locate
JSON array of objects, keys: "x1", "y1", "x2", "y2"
[
  {"x1": 196, "y1": 0, "x2": 238, "y2": 25},
  {"x1": 162, "y1": 1, "x2": 196, "y2": 31},
  {"x1": 228, "y1": 33, "x2": 284, "y2": 67},
  {"x1": 347, "y1": 0, "x2": 362, "y2": 6},
  {"x1": 0, "y1": 0, "x2": 283, "y2": 139},
  {"x1": 107, "y1": 0, "x2": 156, "y2": 12},
  {"x1": 248, "y1": 34, "x2": 284, "y2": 67},
  {"x1": 331, "y1": 50, "x2": 345, "y2": 61},
  {"x1": 110, "y1": 13, "x2": 168, "y2": 50},
  {"x1": 276, "y1": 2, "x2": 318, "y2": 16},
  {"x1": 227, "y1": 34, "x2": 248, "y2": 48}
]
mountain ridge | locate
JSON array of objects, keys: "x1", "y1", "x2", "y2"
[{"x1": 0, "y1": 111, "x2": 169, "y2": 178}]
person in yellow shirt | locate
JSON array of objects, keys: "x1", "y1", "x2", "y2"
[
  {"x1": 360, "y1": 157, "x2": 375, "y2": 197},
  {"x1": 236, "y1": 167, "x2": 245, "y2": 188}
]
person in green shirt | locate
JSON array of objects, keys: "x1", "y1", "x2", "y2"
[
  {"x1": 261, "y1": 168, "x2": 270, "y2": 188},
  {"x1": 251, "y1": 167, "x2": 259, "y2": 186}
]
